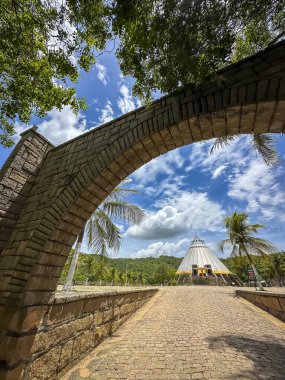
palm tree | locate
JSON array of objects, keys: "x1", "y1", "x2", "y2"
[
  {"x1": 219, "y1": 211, "x2": 276, "y2": 290},
  {"x1": 117, "y1": 271, "x2": 125, "y2": 286},
  {"x1": 95, "y1": 255, "x2": 108, "y2": 286},
  {"x1": 137, "y1": 273, "x2": 145, "y2": 286},
  {"x1": 270, "y1": 253, "x2": 285, "y2": 286},
  {"x1": 110, "y1": 268, "x2": 117, "y2": 286},
  {"x1": 63, "y1": 185, "x2": 144, "y2": 291},
  {"x1": 82, "y1": 255, "x2": 96, "y2": 285},
  {"x1": 126, "y1": 271, "x2": 132, "y2": 286},
  {"x1": 211, "y1": 134, "x2": 279, "y2": 166}
]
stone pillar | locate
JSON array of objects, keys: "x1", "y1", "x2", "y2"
[
  {"x1": 0, "y1": 127, "x2": 54, "y2": 255},
  {"x1": 0, "y1": 127, "x2": 53, "y2": 380}
]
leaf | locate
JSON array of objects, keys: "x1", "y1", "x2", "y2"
[
  {"x1": 210, "y1": 135, "x2": 238, "y2": 154},
  {"x1": 251, "y1": 134, "x2": 279, "y2": 166}
]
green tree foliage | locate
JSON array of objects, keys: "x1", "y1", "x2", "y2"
[
  {"x1": 221, "y1": 253, "x2": 285, "y2": 284},
  {"x1": 60, "y1": 253, "x2": 181, "y2": 285},
  {"x1": 211, "y1": 134, "x2": 279, "y2": 166},
  {"x1": 219, "y1": 211, "x2": 277, "y2": 290},
  {"x1": 153, "y1": 263, "x2": 177, "y2": 285},
  {"x1": 63, "y1": 184, "x2": 144, "y2": 290},
  {"x1": 61, "y1": 251, "x2": 285, "y2": 286},
  {"x1": 0, "y1": 0, "x2": 111, "y2": 146},
  {"x1": 113, "y1": 0, "x2": 285, "y2": 100},
  {"x1": 1, "y1": 0, "x2": 284, "y2": 146}
]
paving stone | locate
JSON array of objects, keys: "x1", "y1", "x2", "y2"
[{"x1": 61, "y1": 287, "x2": 285, "y2": 380}]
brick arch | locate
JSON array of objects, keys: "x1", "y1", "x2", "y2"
[{"x1": 0, "y1": 41, "x2": 285, "y2": 378}]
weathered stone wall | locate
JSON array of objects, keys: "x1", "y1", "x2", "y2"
[
  {"x1": 236, "y1": 290, "x2": 285, "y2": 322},
  {"x1": 0, "y1": 41, "x2": 285, "y2": 380},
  {"x1": 2, "y1": 41, "x2": 285, "y2": 311},
  {"x1": 0, "y1": 127, "x2": 53, "y2": 254},
  {"x1": 21, "y1": 289, "x2": 157, "y2": 380}
]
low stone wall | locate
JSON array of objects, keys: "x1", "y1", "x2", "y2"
[
  {"x1": 236, "y1": 290, "x2": 285, "y2": 322},
  {"x1": 21, "y1": 288, "x2": 157, "y2": 380}
]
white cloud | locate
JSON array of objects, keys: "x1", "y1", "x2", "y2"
[
  {"x1": 185, "y1": 136, "x2": 285, "y2": 223},
  {"x1": 132, "y1": 149, "x2": 185, "y2": 185},
  {"x1": 126, "y1": 191, "x2": 225, "y2": 240},
  {"x1": 15, "y1": 105, "x2": 87, "y2": 145},
  {"x1": 98, "y1": 100, "x2": 114, "y2": 124},
  {"x1": 95, "y1": 63, "x2": 108, "y2": 85},
  {"x1": 134, "y1": 238, "x2": 190, "y2": 258},
  {"x1": 212, "y1": 164, "x2": 227, "y2": 179},
  {"x1": 117, "y1": 84, "x2": 136, "y2": 114},
  {"x1": 228, "y1": 159, "x2": 285, "y2": 221},
  {"x1": 186, "y1": 137, "x2": 250, "y2": 174}
]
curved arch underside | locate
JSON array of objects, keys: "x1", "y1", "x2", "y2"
[{"x1": 1, "y1": 41, "x2": 285, "y2": 309}]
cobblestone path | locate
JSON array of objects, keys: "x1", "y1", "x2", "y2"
[{"x1": 61, "y1": 287, "x2": 285, "y2": 380}]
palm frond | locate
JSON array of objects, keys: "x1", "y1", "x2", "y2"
[
  {"x1": 83, "y1": 183, "x2": 143, "y2": 258},
  {"x1": 86, "y1": 215, "x2": 109, "y2": 255},
  {"x1": 104, "y1": 187, "x2": 139, "y2": 202},
  {"x1": 102, "y1": 201, "x2": 144, "y2": 224},
  {"x1": 246, "y1": 237, "x2": 277, "y2": 256},
  {"x1": 230, "y1": 244, "x2": 240, "y2": 257},
  {"x1": 251, "y1": 134, "x2": 279, "y2": 166},
  {"x1": 210, "y1": 135, "x2": 238, "y2": 154},
  {"x1": 218, "y1": 239, "x2": 232, "y2": 253},
  {"x1": 245, "y1": 223, "x2": 266, "y2": 234},
  {"x1": 93, "y1": 209, "x2": 122, "y2": 252}
]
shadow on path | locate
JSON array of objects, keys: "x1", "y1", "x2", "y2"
[{"x1": 207, "y1": 335, "x2": 285, "y2": 379}]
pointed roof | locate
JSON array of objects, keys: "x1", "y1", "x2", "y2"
[{"x1": 177, "y1": 233, "x2": 231, "y2": 274}]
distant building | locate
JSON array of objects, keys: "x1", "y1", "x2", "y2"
[{"x1": 177, "y1": 233, "x2": 240, "y2": 285}]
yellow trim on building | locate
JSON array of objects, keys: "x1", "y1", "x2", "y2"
[{"x1": 176, "y1": 268, "x2": 231, "y2": 275}]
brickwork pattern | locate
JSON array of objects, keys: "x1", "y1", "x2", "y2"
[
  {"x1": 0, "y1": 127, "x2": 53, "y2": 253},
  {"x1": 62, "y1": 287, "x2": 285, "y2": 380},
  {"x1": 0, "y1": 41, "x2": 285, "y2": 378},
  {"x1": 21, "y1": 289, "x2": 157, "y2": 380},
  {"x1": 1, "y1": 42, "x2": 285, "y2": 311}
]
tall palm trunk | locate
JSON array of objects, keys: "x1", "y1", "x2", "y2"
[
  {"x1": 243, "y1": 247, "x2": 264, "y2": 291},
  {"x1": 63, "y1": 227, "x2": 85, "y2": 291}
]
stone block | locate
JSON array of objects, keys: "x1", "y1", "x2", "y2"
[
  {"x1": 72, "y1": 329, "x2": 93, "y2": 360},
  {"x1": 25, "y1": 345, "x2": 61, "y2": 380},
  {"x1": 58, "y1": 339, "x2": 74, "y2": 371},
  {"x1": 261, "y1": 295, "x2": 283, "y2": 312},
  {"x1": 111, "y1": 318, "x2": 124, "y2": 333},
  {"x1": 93, "y1": 311, "x2": 103, "y2": 326},
  {"x1": 95, "y1": 322, "x2": 112, "y2": 341},
  {"x1": 1, "y1": 363, "x2": 26, "y2": 380},
  {"x1": 120, "y1": 303, "x2": 136, "y2": 316},
  {"x1": 48, "y1": 299, "x2": 85, "y2": 324},
  {"x1": 0, "y1": 333, "x2": 36, "y2": 366},
  {"x1": 103, "y1": 309, "x2": 114, "y2": 323},
  {"x1": 32, "y1": 314, "x2": 93, "y2": 353},
  {"x1": 278, "y1": 296, "x2": 285, "y2": 313}
]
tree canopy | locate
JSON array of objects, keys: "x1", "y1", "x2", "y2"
[
  {"x1": 60, "y1": 251, "x2": 285, "y2": 286},
  {"x1": 1, "y1": 0, "x2": 284, "y2": 146}
]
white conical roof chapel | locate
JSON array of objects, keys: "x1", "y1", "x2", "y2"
[{"x1": 177, "y1": 233, "x2": 231, "y2": 275}]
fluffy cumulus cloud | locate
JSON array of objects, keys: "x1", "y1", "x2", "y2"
[
  {"x1": 117, "y1": 84, "x2": 137, "y2": 114},
  {"x1": 15, "y1": 105, "x2": 87, "y2": 145},
  {"x1": 185, "y1": 135, "x2": 285, "y2": 223},
  {"x1": 126, "y1": 191, "x2": 225, "y2": 240},
  {"x1": 98, "y1": 100, "x2": 114, "y2": 124},
  {"x1": 134, "y1": 238, "x2": 190, "y2": 258},
  {"x1": 228, "y1": 158, "x2": 285, "y2": 221},
  {"x1": 95, "y1": 63, "x2": 108, "y2": 85}
]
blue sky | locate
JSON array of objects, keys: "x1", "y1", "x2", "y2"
[{"x1": 1, "y1": 51, "x2": 285, "y2": 259}]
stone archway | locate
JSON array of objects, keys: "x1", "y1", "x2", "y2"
[{"x1": 0, "y1": 41, "x2": 285, "y2": 379}]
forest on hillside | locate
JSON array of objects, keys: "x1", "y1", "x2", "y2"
[{"x1": 60, "y1": 251, "x2": 285, "y2": 286}]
